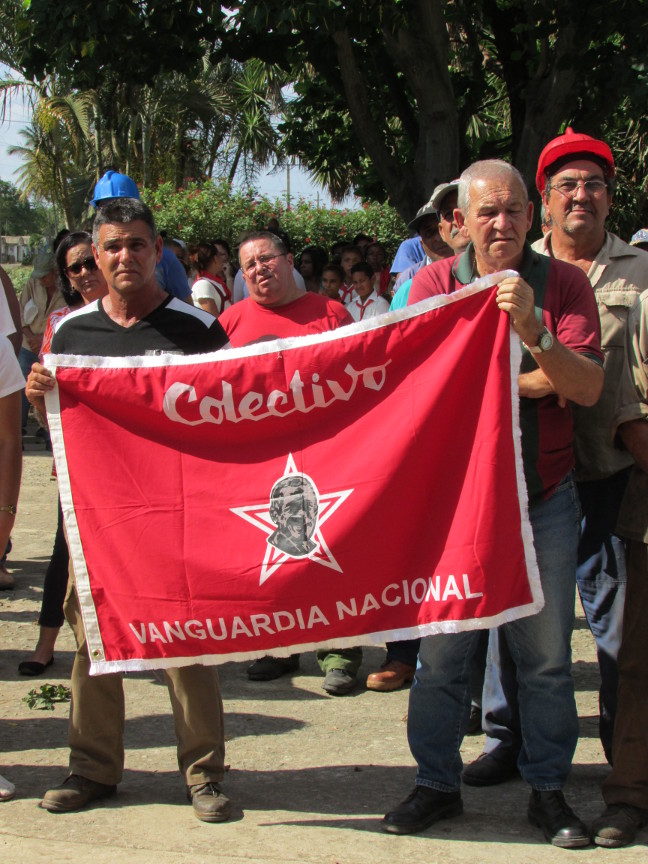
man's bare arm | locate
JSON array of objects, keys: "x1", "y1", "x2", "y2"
[
  {"x1": 25, "y1": 361, "x2": 55, "y2": 422},
  {"x1": 497, "y1": 276, "x2": 603, "y2": 407},
  {"x1": 619, "y1": 420, "x2": 648, "y2": 475},
  {"x1": 0, "y1": 267, "x2": 23, "y2": 355},
  {"x1": 0, "y1": 390, "x2": 22, "y2": 555}
]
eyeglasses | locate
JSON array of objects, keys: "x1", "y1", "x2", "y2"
[
  {"x1": 439, "y1": 209, "x2": 455, "y2": 222},
  {"x1": 242, "y1": 252, "x2": 286, "y2": 276},
  {"x1": 66, "y1": 256, "x2": 98, "y2": 276},
  {"x1": 550, "y1": 179, "x2": 608, "y2": 197}
]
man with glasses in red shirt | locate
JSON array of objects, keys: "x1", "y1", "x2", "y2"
[{"x1": 219, "y1": 232, "x2": 361, "y2": 695}]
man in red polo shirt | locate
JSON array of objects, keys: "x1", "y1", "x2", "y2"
[
  {"x1": 383, "y1": 159, "x2": 604, "y2": 848},
  {"x1": 219, "y1": 232, "x2": 361, "y2": 696}
]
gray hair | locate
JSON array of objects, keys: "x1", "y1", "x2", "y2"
[
  {"x1": 457, "y1": 160, "x2": 528, "y2": 213},
  {"x1": 92, "y1": 198, "x2": 157, "y2": 246},
  {"x1": 238, "y1": 231, "x2": 287, "y2": 258}
]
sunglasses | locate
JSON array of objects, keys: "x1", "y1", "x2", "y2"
[{"x1": 66, "y1": 256, "x2": 98, "y2": 276}]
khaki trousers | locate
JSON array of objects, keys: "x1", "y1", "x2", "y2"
[{"x1": 64, "y1": 570, "x2": 225, "y2": 787}]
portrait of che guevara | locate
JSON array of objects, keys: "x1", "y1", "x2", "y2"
[{"x1": 267, "y1": 474, "x2": 319, "y2": 557}]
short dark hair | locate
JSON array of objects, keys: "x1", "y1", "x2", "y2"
[
  {"x1": 299, "y1": 245, "x2": 328, "y2": 276},
  {"x1": 322, "y1": 262, "x2": 344, "y2": 281},
  {"x1": 55, "y1": 230, "x2": 93, "y2": 305},
  {"x1": 238, "y1": 231, "x2": 287, "y2": 258},
  {"x1": 92, "y1": 198, "x2": 157, "y2": 246},
  {"x1": 340, "y1": 244, "x2": 363, "y2": 260},
  {"x1": 52, "y1": 228, "x2": 70, "y2": 253},
  {"x1": 351, "y1": 261, "x2": 374, "y2": 280}
]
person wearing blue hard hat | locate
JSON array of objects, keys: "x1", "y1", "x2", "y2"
[{"x1": 91, "y1": 170, "x2": 193, "y2": 303}]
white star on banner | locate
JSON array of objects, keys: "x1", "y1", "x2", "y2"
[{"x1": 231, "y1": 454, "x2": 353, "y2": 585}]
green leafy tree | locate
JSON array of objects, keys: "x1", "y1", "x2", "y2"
[
  {"x1": 143, "y1": 178, "x2": 407, "y2": 259},
  {"x1": 11, "y1": 0, "x2": 648, "y2": 227},
  {"x1": 222, "y1": 0, "x2": 648, "y2": 218},
  {"x1": 0, "y1": 179, "x2": 48, "y2": 234}
]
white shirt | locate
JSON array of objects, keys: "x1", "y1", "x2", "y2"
[
  {"x1": 0, "y1": 335, "x2": 25, "y2": 398},
  {"x1": 191, "y1": 277, "x2": 231, "y2": 316},
  {"x1": 346, "y1": 290, "x2": 390, "y2": 322}
]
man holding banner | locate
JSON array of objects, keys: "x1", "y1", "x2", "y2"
[
  {"x1": 383, "y1": 160, "x2": 604, "y2": 847},
  {"x1": 26, "y1": 199, "x2": 233, "y2": 823}
]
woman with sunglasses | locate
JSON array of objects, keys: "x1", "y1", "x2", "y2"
[{"x1": 18, "y1": 231, "x2": 109, "y2": 677}]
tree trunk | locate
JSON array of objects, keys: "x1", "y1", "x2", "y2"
[
  {"x1": 93, "y1": 102, "x2": 103, "y2": 181},
  {"x1": 227, "y1": 142, "x2": 243, "y2": 185},
  {"x1": 141, "y1": 90, "x2": 152, "y2": 189},
  {"x1": 332, "y1": 0, "x2": 459, "y2": 221},
  {"x1": 174, "y1": 120, "x2": 184, "y2": 189}
]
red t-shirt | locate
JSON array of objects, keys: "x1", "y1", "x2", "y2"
[{"x1": 219, "y1": 292, "x2": 353, "y2": 347}]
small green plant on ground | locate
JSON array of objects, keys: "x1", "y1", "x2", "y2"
[{"x1": 23, "y1": 683, "x2": 72, "y2": 711}]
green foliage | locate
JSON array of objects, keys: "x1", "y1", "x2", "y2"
[
  {"x1": 9, "y1": 1, "x2": 648, "y2": 228},
  {"x1": 23, "y1": 683, "x2": 72, "y2": 711},
  {"x1": 4, "y1": 264, "x2": 33, "y2": 295},
  {"x1": 0, "y1": 180, "x2": 47, "y2": 234},
  {"x1": 142, "y1": 179, "x2": 408, "y2": 260},
  {"x1": 17, "y1": 1, "x2": 227, "y2": 89}
]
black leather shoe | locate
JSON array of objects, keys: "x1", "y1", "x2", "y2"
[
  {"x1": 462, "y1": 752, "x2": 519, "y2": 786},
  {"x1": 382, "y1": 786, "x2": 463, "y2": 835},
  {"x1": 247, "y1": 654, "x2": 299, "y2": 681},
  {"x1": 528, "y1": 790, "x2": 591, "y2": 848}
]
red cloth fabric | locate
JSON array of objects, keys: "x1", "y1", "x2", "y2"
[
  {"x1": 40, "y1": 307, "x2": 71, "y2": 360},
  {"x1": 47, "y1": 283, "x2": 542, "y2": 673},
  {"x1": 378, "y1": 267, "x2": 391, "y2": 296}
]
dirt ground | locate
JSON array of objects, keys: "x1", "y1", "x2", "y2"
[{"x1": 1, "y1": 447, "x2": 646, "y2": 863}]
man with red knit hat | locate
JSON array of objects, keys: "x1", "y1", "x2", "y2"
[{"x1": 465, "y1": 130, "x2": 648, "y2": 836}]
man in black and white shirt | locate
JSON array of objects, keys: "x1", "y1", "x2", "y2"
[{"x1": 27, "y1": 198, "x2": 231, "y2": 823}]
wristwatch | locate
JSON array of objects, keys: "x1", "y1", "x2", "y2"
[{"x1": 526, "y1": 327, "x2": 554, "y2": 354}]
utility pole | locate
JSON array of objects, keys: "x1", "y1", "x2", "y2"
[{"x1": 286, "y1": 163, "x2": 291, "y2": 209}]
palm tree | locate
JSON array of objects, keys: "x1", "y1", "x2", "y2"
[{"x1": 2, "y1": 75, "x2": 94, "y2": 227}]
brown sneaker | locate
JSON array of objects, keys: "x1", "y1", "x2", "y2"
[
  {"x1": 366, "y1": 660, "x2": 415, "y2": 692},
  {"x1": 41, "y1": 774, "x2": 117, "y2": 812},
  {"x1": 188, "y1": 781, "x2": 231, "y2": 823}
]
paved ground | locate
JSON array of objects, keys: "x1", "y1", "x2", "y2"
[{"x1": 1, "y1": 449, "x2": 647, "y2": 862}]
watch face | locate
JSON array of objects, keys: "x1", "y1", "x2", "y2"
[{"x1": 539, "y1": 330, "x2": 553, "y2": 351}]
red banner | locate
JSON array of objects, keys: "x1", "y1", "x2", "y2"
[{"x1": 46, "y1": 278, "x2": 542, "y2": 674}]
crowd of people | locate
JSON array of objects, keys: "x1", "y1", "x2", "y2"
[{"x1": 1, "y1": 126, "x2": 647, "y2": 850}]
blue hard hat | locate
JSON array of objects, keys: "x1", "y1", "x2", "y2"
[{"x1": 90, "y1": 170, "x2": 140, "y2": 207}]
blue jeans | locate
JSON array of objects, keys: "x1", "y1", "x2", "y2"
[
  {"x1": 575, "y1": 470, "x2": 629, "y2": 760},
  {"x1": 481, "y1": 469, "x2": 629, "y2": 764},
  {"x1": 407, "y1": 475, "x2": 581, "y2": 791}
]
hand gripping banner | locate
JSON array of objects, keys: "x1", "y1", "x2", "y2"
[{"x1": 46, "y1": 276, "x2": 543, "y2": 674}]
